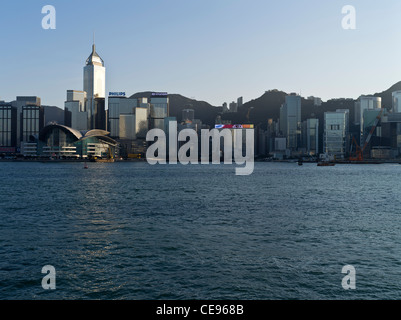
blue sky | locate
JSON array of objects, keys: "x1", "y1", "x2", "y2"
[{"x1": 1, "y1": 0, "x2": 401, "y2": 108}]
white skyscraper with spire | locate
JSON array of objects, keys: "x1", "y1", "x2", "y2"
[{"x1": 83, "y1": 41, "x2": 106, "y2": 129}]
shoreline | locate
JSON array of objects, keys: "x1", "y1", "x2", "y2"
[{"x1": 1, "y1": 158, "x2": 401, "y2": 165}]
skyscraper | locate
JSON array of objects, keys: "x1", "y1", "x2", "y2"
[
  {"x1": 323, "y1": 109, "x2": 349, "y2": 158},
  {"x1": 280, "y1": 94, "x2": 301, "y2": 151},
  {"x1": 354, "y1": 96, "x2": 381, "y2": 146},
  {"x1": 83, "y1": 43, "x2": 106, "y2": 129},
  {"x1": 64, "y1": 90, "x2": 88, "y2": 131}
]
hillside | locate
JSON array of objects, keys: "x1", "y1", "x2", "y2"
[{"x1": 129, "y1": 92, "x2": 219, "y2": 126}]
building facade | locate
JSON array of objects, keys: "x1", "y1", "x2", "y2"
[
  {"x1": 302, "y1": 118, "x2": 319, "y2": 155},
  {"x1": 83, "y1": 43, "x2": 106, "y2": 129},
  {"x1": 323, "y1": 109, "x2": 349, "y2": 158},
  {"x1": 280, "y1": 94, "x2": 302, "y2": 151},
  {"x1": 64, "y1": 90, "x2": 88, "y2": 131},
  {"x1": 149, "y1": 93, "x2": 169, "y2": 130},
  {"x1": 0, "y1": 102, "x2": 17, "y2": 148}
]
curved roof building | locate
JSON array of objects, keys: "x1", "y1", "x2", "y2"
[{"x1": 36, "y1": 124, "x2": 117, "y2": 158}]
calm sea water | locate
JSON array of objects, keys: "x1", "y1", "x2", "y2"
[{"x1": 1, "y1": 161, "x2": 401, "y2": 300}]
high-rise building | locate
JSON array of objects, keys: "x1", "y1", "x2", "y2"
[
  {"x1": 392, "y1": 91, "x2": 401, "y2": 113},
  {"x1": 354, "y1": 96, "x2": 382, "y2": 146},
  {"x1": 302, "y1": 118, "x2": 319, "y2": 155},
  {"x1": 280, "y1": 94, "x2": 301, "y2": 151},
  {"x1": 108, "y1": 96, "x2": 149, "y2": 139},
  {"x1": 149, "y1": 93, "x2": 169, "y2": 130},
  {"x1": 21, "y1": 105, "x2": 44, "y2": 143},
  {"x1": 83, "y1": 43, "x2": 106, "y2": 129},
  {"x1": 64, "y1": 90, "x2": 88, "y2": 131},
  {"x1": 12, "y1": 97, "x2": 41, "y2": 146},
  {"x1": 0, "y1": 102, "x2": 17, "y2": 147},
  {"x1": 237, "y1": 97, "x2": 243, "y2": 108},
  {"x1": 323, "y1": 109, "x2": 349, "y2": 158},
  {"x1": 93, "y1": 98, "x2": 106, "y2": 130}
]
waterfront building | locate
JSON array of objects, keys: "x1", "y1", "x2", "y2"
[
  {"x1": 33, "y1": 124, "x2": 117, "y2": 158},
  {"x1": 83, "y1": 43, "x2": 106, "y2": 129},
  {"x1": 21, "y1": 105, "x2": 44, "y2": 143},
  {"x1": 302, "y1": 118, "x2": 319, "y2": 155},
  {"x1": 119, "y1": 114, "x2": 136, "y2": 140},
  {"x1": 108, "y1": 96, "x2": 149, "y2": 139},
  {"x1": 0, "y1": 102, "x2": 17, "y2": 148},
  {"x1": 354, "y1": 96, "x2": 382, "y2": 146},
  {"x1": 12, "y1": 96, "x2": 41, "y2": 146},
  {"x1": 280, "y1": 94, "x2": 301, "y2": 151},
  {"x1": 323, "y1": 109, "x2": 349, "y2": 158},
  {"x1": 392, "y1": 91, "x2": 401, "y2": 113}
]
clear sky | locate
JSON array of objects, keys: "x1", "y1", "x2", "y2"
[{"x1": 1, "y1": 0, "x2": 401, "y2": 108}]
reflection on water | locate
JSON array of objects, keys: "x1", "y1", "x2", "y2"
[{"x1": 1, "y1": 162, "x2": 401, "y2": 299}]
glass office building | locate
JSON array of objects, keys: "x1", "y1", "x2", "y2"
[
  {"x1": 150, "y1": 93, "x2": 169, "y2": 130},
  {"x1": 0, "y1": 103, "x2": 17, "y2": 147},
  {"x1": 302, "y1": 118, "x2": 319, "y2": 155},
  {"x1": 280, "y1": 94, "x2": 301, "y2": 151},
  {"x1": 323, "y1": 110, "x2": 349, "y2": 158},
  {"x1": 21, "y1": 105, "x2": 44, "y2": 143}
]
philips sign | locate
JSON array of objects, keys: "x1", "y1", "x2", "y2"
[{"x1": 109, "y1": 92, "x2": 126, "y2": 97}]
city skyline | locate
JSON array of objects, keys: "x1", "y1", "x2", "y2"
[{"x1": 1, "y1": 0, "x2": 401, "y2": 109}]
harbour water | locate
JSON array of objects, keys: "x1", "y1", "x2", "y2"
[{"x1": 1, "y1": 161, "x2": 401, "y2": 300}]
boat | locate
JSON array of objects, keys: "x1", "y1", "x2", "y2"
[
  {"x1": 298, "y1": 161, "x2": 303, "y2": 166},
  {"x1": 84, "y1": 162, "x2": 89, "y2": 169},
  {"x1": 317, "y1": 162, "x2": 335, "y2": 167},
  {"x1": 94, "y1": 158, "x2": 115, "y2": 163}
]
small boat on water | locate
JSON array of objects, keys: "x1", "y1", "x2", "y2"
[
  {"x1": 84, "y1": 162, "x2": 89, "y2": 169},
  {"x1": 317, "y1": 162, "x2": 335, "y2": 167}
]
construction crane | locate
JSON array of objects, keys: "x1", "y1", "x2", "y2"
[{"x1": 349, "y1": 109, "x2": 383, "y2": 161}]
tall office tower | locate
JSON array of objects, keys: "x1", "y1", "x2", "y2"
[
  {"x1": 354, "y1": 96, "x2": 382, "y2": 146},
  {"x1": 392, "y1": 91, "x2": 401, "y2": 113},
  {"x1": 323, "y1": 109, "x2": 349, "y2": 158},
  {"x1": 64, "y1": 90, "x2": 88, "y2": 131},
  {"x1": 237, "y1": 97, "x2": 243, "y2": 108},
  {"x1": 12, "y1": 97, "x2": 41, "y2": 146},
  {"x1": 108, "y1": 96, "x2": 149, "y2": 139},
  {"x1": 302, "y1": 118, "x2": 319, "y2": 155},
  {"x1": 21, "y1": 105, "x2": 44, "y2": 143},
  {"x1": 93, "y1": 98, "x2": 106, "y2": 130},
  {"x1": 0, "y1": 102, "x2": 17, "y2": 147},
  {"x1": 280, "y1": 94, "x2": 302, "y2": 151},
  {"x1": 149, "y1": 93, "x2": 169, "y2": 130},
  {"x1": 182, "y1": 109, "x2": 195, "y2": 122},
  {"x1": 83, "y1": 42, "x2": 106, "y2": 129},
  {"x1": 108, "y1": 96, "x2": 138, "y2": 138}
]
